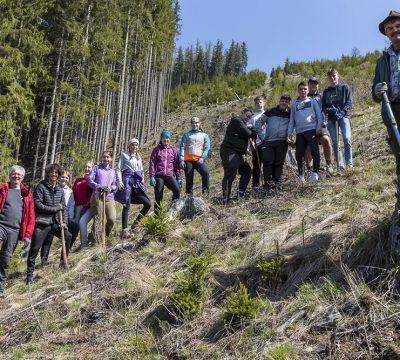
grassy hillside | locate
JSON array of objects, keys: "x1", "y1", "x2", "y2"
[{"x1": 1, "y1": 64, "x2": 400, "y2": 359}]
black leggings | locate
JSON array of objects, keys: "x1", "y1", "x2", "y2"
[
  {"x1": 122, "y1": 188, "x2": 151, "y2": 229},
  {"x1": 295, "y1": 130, "x2": 320, "y2": 175},
  {"x1": 27, "y1": 224, "x2": 72, "y2": 278},
  {"x1": 154, "y1": 176, "x2": 180, "y2": 213},
  {"x1": 184, "y1": 161, "x2": 209, "y2": 195}
]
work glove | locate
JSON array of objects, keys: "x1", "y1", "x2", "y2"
[
  {"x1": 57, "y1": 203, "x2": 64, "y2": 211},
  {"x1": 286, "y1": 136, "x2": 294, "y2": 145},
  {"x1": 179, "y1": 161, "x2": 185, "y2": 169},
  {"x1": 101, "y1": 186, "x2": 111, "y2": 194},
  {"x1": 22, "y1": 238, "x2": 31, "y2": 249},
  {"x1": 178, "y1": 179, "x2": 183, "y2": 188},
  {"x1": 374, "y1": 82, "x2": 388, "y2": 98},
  {"x1": 325, "y1": 107, "x2": 336, "y2": 115},
  {"x1": 197, "y1": 158, "x2": 204, "y2": 165},
  {"x1": 335, "y1": 111, "x2": 344, "y2": 120},
  {"x1": 149, "y1": 176, "x2": 156, "y2": 187}
]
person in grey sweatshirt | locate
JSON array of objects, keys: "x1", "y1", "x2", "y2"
[{"x1": 287, "y1": 81, "x2": 323, "y2": 184}]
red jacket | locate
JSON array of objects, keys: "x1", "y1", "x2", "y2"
[
  {"x1": 0, "y1": 182, "x2": 35, "y2": 241},
  {"x1": 72, "y1": 177, "x2": 92, "y2": 210}
]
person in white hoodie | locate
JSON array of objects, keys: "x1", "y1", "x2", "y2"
[{"x1": 287, "y1": 81, "x2": 323, "y2": 185}]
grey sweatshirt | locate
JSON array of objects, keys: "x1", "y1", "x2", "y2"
[{"x1": 287, "y1": 97, "x2": 323, "y2": 136}]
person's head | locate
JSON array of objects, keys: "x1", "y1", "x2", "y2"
[
  {"x1": 327, "y1": 68, "x2": 339, "y2": 86},
  {"x1": 8, "y1": 165, "x2": 25, "y2": 189},
  {"x1": 379, "y1": 11, "x2": 400, "y2": 48},
  {"x1": 45, "y1": 163, "x2": 63, "y2": 184},
  {"x1": 240, "y1": 108, "x2": 253, "y2": 122},
  {"x1": 278, "y1": 94, "x2": 291, "y2": 111},
  {"x1": 160, "y1": 130, "x2": 171, "y2": 147},
  {"x1": 101, "y1": 151, "x2": 113, "y2": 168},
  {"x1": 59, "y1": 171, "x2": 70, "y2": 188},
  {"x1": 297, "y1": 82, "x2": 308, "y2": 99},
  {"x1": 84, "y1": 161, "x2": 94, "y2": 178},
  {"x1": 128, "y1": 138, "x2": 139, "y2": 153},
  {"x1": 308, "y1": 76, "x2": 319, "y2": 94},
  {"x1": 254, "y1": 96, "x2": 264, "y2": 111},
  {"x1": 190, "y1": 116, "x2": 201, "y2": 130}
]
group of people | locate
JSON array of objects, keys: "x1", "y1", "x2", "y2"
[
  {"x1": 220, "y1": 68, "x2": 353, "y2": 203},
  {"x1": 0, "y1": 118, "x2": 212, "y2": 296},
  {"x1": 0, "y1": 10, "x2": 400, "y2": 297}
]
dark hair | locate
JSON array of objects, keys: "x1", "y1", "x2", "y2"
[
  {"x1": 254, "y1": 96, "x2": 264, "y2": 102},
  {"x1": 242, "y1": 108, "x2": 252, "y2": 114},
  {"x1": 45, "y1": 163, "x2": 63, "y2": 179},
  {"x1": 280, "y1": 94, "x2": 291, "y2": 101},
  {"x1": 327, "y1": 68, "x2": 338, "y2": 76},
  {"x1": 297, "y1": 81, "x2": 307, "y2": 89},
  {"x1": 102, "y1": 150, "x2": 113, "y2": 158}
]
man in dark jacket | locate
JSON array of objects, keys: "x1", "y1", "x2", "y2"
[
  {"x1": 220, "y1": 108, "x2": 257, "y2": 204},
  {"x1": 0, "y1": 165, "x2": 35, "y2": 297},
  {"x1": 26, "y1": 164, "x2": 72, "y2": 284},
  {"x1": 373, "y1": 10, "x2": 400, "y2": 175},
  {"x1": 322, "y1": 68, "x2": 353, "y2": 170}
]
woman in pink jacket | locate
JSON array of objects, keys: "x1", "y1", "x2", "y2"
[{"x1": 149, "y1": 130, "x2": 182, "y2": 213}]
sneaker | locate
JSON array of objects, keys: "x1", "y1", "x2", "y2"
[
  {"x1": 326, "y1": 164, "x2": 334, "y2": 176},
  {"x1": 299, "y1": 175, "x2": 306, "y2": 185},
  {"x1": 238, "y1": 191, "x2": 246, "y2": 198},
  {"x1": 311, "y1": 172, "x2": 319, "y2": 185},
  {"x1": 0, "y1": 288, "x2": 5, "y2": 298},
  {"x1": 77, "y1": 243, "x2": 88, "y2": 252},
  {"x1": 26, "y1": 276, "x2": 33, "y2": 285},
  {"x1": 41, "y1": 258, "x2": 48, "y2": 267}
]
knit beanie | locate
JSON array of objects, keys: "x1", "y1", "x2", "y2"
[
  {"x1": 128, "y1": 138, "x2": 139, "y2": 147},
  {"x1": 160, "y1": 130, "x2": 171, "y2": 140}
]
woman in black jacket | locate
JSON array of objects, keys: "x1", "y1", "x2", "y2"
[{"x1": 26, "y1": 164, "x2": 72, "y2": 284}]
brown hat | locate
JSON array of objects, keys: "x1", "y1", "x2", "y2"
[{"x1": 379, "y1": 10, "x2": 400, "y2": 35}]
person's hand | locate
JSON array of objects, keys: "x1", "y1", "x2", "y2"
[
  {"x1": 179, "y1": 161, "x2": 185, "y2": 169},
  {"x1": 22, "y1": 238, "x2": 30, "y2": 249},
  {"x1": 247, "y1": 123, "x2": 254, "y2": 129},
  {"x1": 286, "y1": 136, "x2": 293, "y2": 145},
  {"x1": 325, "y1": 107, "x2": 336, "y2": 115},
  {"x1": 316, "y1": 128, "x2": 322, "y2": 136},
  {"x1": 149, "y1": 177, "x2": 156, "y2": 187},
  {"x1": 178, "y1": 179, "x2": 183, "y2": 188},
  {"x1": 62, "y1": 223, "x2": 68, "y2": 229},
  {"x1": 197, "y1": 158, "x2": 204, "y2": 165},
  {"x1": 335, "y1": 111, "x2": 344, "y2": 120},
  {"x1": 57, "y1": 203, "x2": 64, "y2": 211},
  {"x1": 374, "y1": 82, "x2": 388, "y2": 98},
  {"x1": 101, "y1": 186, "x2": 111, "y2": 193},
  {"x1": 117, "y1": 181, "x2": 124, "y2": 191}
]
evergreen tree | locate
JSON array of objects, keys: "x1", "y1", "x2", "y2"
[{"x1": 209, "y1": 40, "x2": 224, "y2": 78}]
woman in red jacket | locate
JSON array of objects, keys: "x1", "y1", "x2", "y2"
[{"x1": 149, "y1": 130, "x2": 182, "y2": 213}]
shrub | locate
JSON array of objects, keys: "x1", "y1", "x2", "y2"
[
  {"x1": 139, "y1": 203, "x2": 174, "y2": 236},
  {"x1": 257, "y1": 256, "x2": 286, "y2": 287},
  {"x1": 224, "y1": 283, "x2": 260, "y2": 327},
  {"x1": 171, "y1": 256, "x2": 210, "y2": 319},
  {"x1": 266, "y1": 344, "x2": 297, "y2": 360}
]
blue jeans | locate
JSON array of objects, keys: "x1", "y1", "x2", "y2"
[{"x1": 327, "y1": 117, "x2": 352, "y2": 168}]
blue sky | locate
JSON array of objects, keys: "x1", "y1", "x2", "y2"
[{"x1": 176, "y1": 1, "x2": 399, "y2": 73}]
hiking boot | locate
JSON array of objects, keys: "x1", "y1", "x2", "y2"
[
  {"x1": 311, "y1": 172, "x2": 319, "y2": 185},
  {"x1": 120, "y1": 228, "x2": 131, "y2": 239},
  {"x1": 238, "y1": 191, "x2": 246, "y2": 198},
  {"x1": 41, "y1": 258, "x2": 48, "y2": 267},
  {"x1": 326, "y1": 164, "x2": 334, "y2": 176},
  {"x1": 77, "y1": 243, "x2": 88, "y2": 252},
  {"x1": 299, "y1": 175, "x2": 306, "y2": 185}
]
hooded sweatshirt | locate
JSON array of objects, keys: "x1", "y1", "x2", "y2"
[{"x1": 287, "y1": 97, "x2": 323, "y2": 136}]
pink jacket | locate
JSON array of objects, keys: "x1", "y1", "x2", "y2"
[{"x1": 149, "y1": 145, "x2": 182, "y2": 179}]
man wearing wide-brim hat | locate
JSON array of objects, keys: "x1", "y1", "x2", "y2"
[{"x1": 372, "y1": 10, "x2": 400, "y2": 176}]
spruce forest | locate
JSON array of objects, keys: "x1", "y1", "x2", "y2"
[{"x1": 0, "y1": 0, "x2": 179, "y2": 182}]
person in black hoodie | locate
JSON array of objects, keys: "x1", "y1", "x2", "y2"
[
  {"x1": 220, "y1": 108, "x2": 257, "y2": 204},
  {"x1": 26, "y1": 164, "x2": 72, "y2": 284}
]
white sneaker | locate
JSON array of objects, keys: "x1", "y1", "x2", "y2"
[
  {"x1": 311, "y1": 172, "x2": 318, "y2": 185},
  {"x1": 299, "y1": 175, "x2": 306, "y2": 185},
  {"x1": 326, "y1": 164, "x2": 333, "y2": 176}
]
